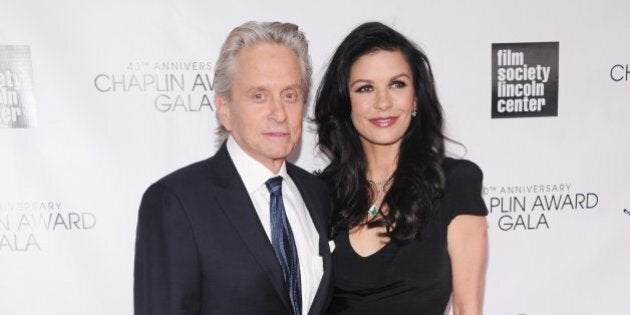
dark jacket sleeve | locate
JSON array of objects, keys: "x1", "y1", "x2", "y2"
[{"x1": 134, "y1": 182, "x2": 201, "y2": 315}]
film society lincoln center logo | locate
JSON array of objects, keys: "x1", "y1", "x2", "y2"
[
  {"x1": 492, "y1": 42, "x2": 559, "y2": 118},
  {"x1": 0, "y1": 45, "x2": 37, "y2": 128}
]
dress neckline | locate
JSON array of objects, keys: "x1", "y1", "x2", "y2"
[{"x1": 345, "y1": 230, "x2": 393, "y2": 259}]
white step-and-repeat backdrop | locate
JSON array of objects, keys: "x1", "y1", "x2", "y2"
[{"x1": 2, "y1": 0, "x2": 629, "y2": 314}]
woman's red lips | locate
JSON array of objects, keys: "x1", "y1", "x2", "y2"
[{"x1": 369, "y1": 116, "x2": 398, "y2": 127}]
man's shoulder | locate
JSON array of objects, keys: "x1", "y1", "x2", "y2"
[
  {"x1": 286, "y1": 162, "x2": 328, "y2": 191},
  {"x1": 148, "y1": 158, "x2": 213, "y2": 195},
  {"x1": 161, "y1": 158, "x2": 211, "y2": 182},
  {"x1": 286, "y1": 162, "x2": 317, "y2": 179},
  {"x1": 153, "y1": 145, "x2": 230, "y2": 191}
]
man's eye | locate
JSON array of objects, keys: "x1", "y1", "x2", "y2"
[
  {"x1": 284, "y1": 92, "x2": 297, "y2": 101},
  {"x1": 253, "y1": 93, "x2": 266, "y2": 101}
]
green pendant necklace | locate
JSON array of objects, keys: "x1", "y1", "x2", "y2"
[
  {"x1": 368, "y1": 204, "x2": 379, "y2": 217},
  {"x1": 367, "y1": 177, "x2": 390, "y2": 218}
]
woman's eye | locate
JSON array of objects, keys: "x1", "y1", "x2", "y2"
[
  {"x1": 355, "y1": 85, "x2": 373, "y2": 93},
  {"x1": 391, "y1": 80, "x2": 407, "y2": 88}
]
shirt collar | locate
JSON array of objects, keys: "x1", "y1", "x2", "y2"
[{"x1": 226, "y1": 136, "x2": 289, "y2": 194}]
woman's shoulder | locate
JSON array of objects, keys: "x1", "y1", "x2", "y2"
[
  {"x1": 442, "y1": 157, "x2": 484, "y2": 182},
  {"x1": 438, "y1": 157, "x2": 488, "y2": 219}
]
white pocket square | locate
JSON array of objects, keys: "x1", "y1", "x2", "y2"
[{"x1": 328, "y1": 240, "x2": 335, "y2": 253}]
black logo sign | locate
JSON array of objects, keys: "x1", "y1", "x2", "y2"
[{"x1": 491, "y1": 42, "x2": 559, "y2": 118}]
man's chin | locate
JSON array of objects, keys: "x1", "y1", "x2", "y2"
[
  {"x1": 267, "y1": 152, "x2": 292, "y2": 161},
  {"x1": 264, "y1": 147, "x2": 294, "y2": 160}
]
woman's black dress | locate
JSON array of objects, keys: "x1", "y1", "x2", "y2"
[{"x1": 328, "y1": 159, "x2": 488, "y2": 315}]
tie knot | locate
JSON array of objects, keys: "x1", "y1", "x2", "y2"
[{"x1": 265, "y1": 176, "x2": 283, "y2": 194}]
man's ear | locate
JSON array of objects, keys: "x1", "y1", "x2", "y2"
[{"x1": 215, "y1": 94, "x2": 231, "y2": 131}]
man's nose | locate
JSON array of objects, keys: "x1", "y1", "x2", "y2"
[{"x1": 269, "y1": 97, "x2": 288, "y2": 122}]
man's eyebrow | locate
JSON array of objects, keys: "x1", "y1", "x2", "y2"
[
  {"x1": 244, "y1": 83, "x2": 302, "y2": 93},
  {"x1": 282, "y1": 83, "x2": 302, "y2": 91}
]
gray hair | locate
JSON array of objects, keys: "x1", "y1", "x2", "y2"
[{"x1": 213, "y1": 21, "x2": 312, "y2": 103}]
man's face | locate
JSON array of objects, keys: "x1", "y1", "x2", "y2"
[{"x1": 217, "y1": 42, "x2": 304, "y2": 172}]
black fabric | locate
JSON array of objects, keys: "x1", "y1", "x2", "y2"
[
  {"x1": 328, "y1": 158, "x2": 488, "y2": 315},
  {"x1": 134, "y1": 143, "x2": 333, "y2": 315}
]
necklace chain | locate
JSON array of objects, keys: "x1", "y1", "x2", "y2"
[
  {"x1": 370, "y1": 178, "x2": 389, "y2": 186},
  {"x1": 367, "y1": 175, "x2": 392, "y2": 217}
]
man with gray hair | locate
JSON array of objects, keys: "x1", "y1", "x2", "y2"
[{"x1": 134, "y1": 21, "x2": 332, "y2": 315}]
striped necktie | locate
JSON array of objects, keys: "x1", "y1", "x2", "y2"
[{"x1": 265, "y1": 176, "x2": 302, "y2": 315}]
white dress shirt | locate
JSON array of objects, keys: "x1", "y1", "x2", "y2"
[{"x1": 226, "y1": 137, "x2": 323, "y2": 315}]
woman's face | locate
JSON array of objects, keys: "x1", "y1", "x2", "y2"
[{"x1": 348, "y1": 49, "x2": 415, "y2": 151}]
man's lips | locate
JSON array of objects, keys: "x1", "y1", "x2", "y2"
[
  {"x1": 369, "y1": 116, "x2": 398, "y2": 127},
  {"x1": 262, "y1": 131, "x2": 290, "y2": 137}
]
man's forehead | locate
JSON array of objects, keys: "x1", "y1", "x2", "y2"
[
  {"x1": 243, "y1": 82, "x2": 302, "y2": 92},
  {"x1": 232, "y1": 47, "x2": 302, "y2": 89}
]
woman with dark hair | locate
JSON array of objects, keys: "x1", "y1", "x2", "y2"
[{"x1": 314, "y1": 22, "x2": 488, "y2": 314}]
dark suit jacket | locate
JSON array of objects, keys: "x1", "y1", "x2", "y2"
[{"x1": 134, "y1": 143, "x2": 332, "y2": 315}]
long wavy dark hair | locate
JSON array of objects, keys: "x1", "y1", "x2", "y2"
[{"x1": 314, "y1": 22, "x2": 446, "y2": 241}]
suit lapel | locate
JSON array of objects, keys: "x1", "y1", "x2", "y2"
[
  {"x1": 209, "y1": 144, "x2": 292, "y2": 314},
  {"x1": 288, "y1": 165, "x2": 332, "y2": 315}
]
